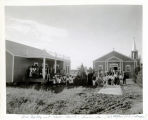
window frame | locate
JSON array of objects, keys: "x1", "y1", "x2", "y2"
[
  {"x1": 34, "y1": 62, "x2": 38, "y2": 66},
  {"x1": 98, "y1": 65, "x2": 103, "y2": 71},
  {"x1": 125, "y1": 65, "x2": 131, "y2": 72}
]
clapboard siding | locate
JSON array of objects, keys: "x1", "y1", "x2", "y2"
[{"x1": 6, "y1": 51, "x2": 13, "y2": 83}]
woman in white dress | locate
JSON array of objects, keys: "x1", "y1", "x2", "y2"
[
  {"x1": 111, "y1": 74, "x2": 115, "y2": 85},
  {"x1": 29, "y1": 67, "x2": 33, "y2": 77},
  {"x1": 53, "y1": 76, "x2": 56, "y2": 85},
  {"x1": 119, "y1": 73, "x2": 123, "y2": 85}
]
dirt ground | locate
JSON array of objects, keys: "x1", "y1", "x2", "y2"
[
  {"x1": 98, "y1": 85, "x2": 122, "y2": 95},
  {"x1": 121, "y1": 79, "x2": 143, "y2": 114},
  {"x1": 6, "y1": 79, "x2": 142, "y2": 114}
]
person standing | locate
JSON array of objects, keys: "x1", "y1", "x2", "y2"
[
  {"x1": 114, "y1": 72, "x2": 117, "y2": 85},
  {"x1": 116, "y1": 73, "x2": 120, "y2": 85},
  {"x1": 92, "y1": 75, "x2": 96, "y2": 87},
  {"x1": 92, "y1": 79, "x2": 96, "y2": 87},
  {"x1": 88, "y1": 72, "x2": 93, "y2": 86},
  {"x1": 111, "y1": 73, "x2": 115, "y2": 85},
  {"x1": 119, "y1": 73, "x2": 123, "y2": 85},
  {"x1": 106, "y1": 73, "x2": 109, "y2": 86},
  {"x1": 29, "y1": 66, "x2": 33, "y2": 78},
  {"x1": 46, "y1": 68, "x2": 50, "y2": 82},
  {"x1": 103, "y1": 74, "x2": 106, "y2": 86},
  {"x1": 53, "y1": 76, "x2": 56, "y2": 85},
  {"x1": 66, "y1": 76, "x2": 69, "y2": 86},
  {"x1": 108, "y1": 73, "x2": 112, "y2": 85},
  {"x1": 123, "y1": 73, "x2": 126, "y2": 84}
]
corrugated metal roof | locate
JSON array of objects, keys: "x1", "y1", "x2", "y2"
[
  {"x1": 6, "y1": 40, "x2": 58, "y2": 60},
  {"x1": 94, "y1": 50, "x2": 134, "y2": 62}
]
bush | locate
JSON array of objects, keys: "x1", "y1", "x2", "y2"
[
  {"x1": 133, "y1": 65, "x2": 142, "y2": 86},
  {"x1": 74, "y1": 64, "x2": 87, "y2": 86}
]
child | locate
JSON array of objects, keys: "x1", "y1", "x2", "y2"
[{"x1": 92, "y1": 75, "x2": 96, "y2": 87}]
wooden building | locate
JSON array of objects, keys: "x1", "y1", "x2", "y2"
[{"x1": 6, "y1": 40, "x2": 70, "y2": 83}]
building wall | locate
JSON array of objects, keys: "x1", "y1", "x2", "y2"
[
  {"x1": 13, "y1": 57, "x2": 43, "y2": 82},
  {"x1": 13, "y1": 56, "x2": 71, "y2": 82},
  {"x1": 123, "y1": 61, "x2": 135, "y2": 77},
  {"x1": 46, "y1": 59, "x2": 54, "y2": 69},
  {"x1": 57, "y1": 60, "x2": 64, "y2": 69},
  {"x1": 94, "y1": 60, "x2": 135, "y2": 77},
  {"x1": 70, "y1": 70, "x2": 78, "y2": 76},
  {"x1": 6, "y1": 51, "x2": 13, "y2": 83},
  {"x1": 107, "y1": 61, "x2": 121, "y2": 71},
  {"x1": 123, "y1": 62, "x2": 134, "y2": 72},
  {"x1": 64, "y1": 60, "x2": 71, "y2": 74},
  {"x1": 93, "y1": 61, "x2": 105, "y2": 72}
]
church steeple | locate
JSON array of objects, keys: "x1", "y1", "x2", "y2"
[
  {"x1": 132, "y1": 38, "x2": 137, "y2": 51},
  {"x1": 131, "y1": 38, "x2": 138, "y2": 60}
]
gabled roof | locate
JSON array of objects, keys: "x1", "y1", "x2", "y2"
[
  {"x1": 94, "y1": 50, "x2": 134, "y2": 62},
  {"x1": 6, "y1": 40, "x2": 55, "y2": 59}
]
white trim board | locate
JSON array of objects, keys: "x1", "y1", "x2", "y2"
[
  {"x1": 94, "y1": 61, "x2": 135, "y2": 63},
  {"x1": 6, "y1": 49, "x2": 14, "y2": 56},
  {"x1": 12, "y1": 55, "x2": 14, "y2": 83},
  {"x1": 106, "y1": 56, "x2": 123, "y2": 62}
]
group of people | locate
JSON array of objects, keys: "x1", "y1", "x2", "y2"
[
  {"x1": 51, "y1": 75, "x2": 75, "y2": 85},
  {"x1": 26, "y1": 64, "x2": 62, "y2": 79},
  {"x1": 26, "y1": 64, "x2": 75, "y2": 85},
  {"x1": 26, "y1": 64, "x2": 43, "y2": 78},
  {"x1": 26, "y1": 64, "x2": 128, "y2": 87},
  {"x1": 92, "y1": 71, "x2": 127, "y2": 87}
]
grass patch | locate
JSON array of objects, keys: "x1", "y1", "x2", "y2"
[
  {"x1": 7, "y1": 86, "x2": 87, "y2": 114},
  {"x1": 7, "y1": 83, "x2": 142, "y2": 114}
]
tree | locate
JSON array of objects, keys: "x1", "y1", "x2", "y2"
[
  {"x1": 75, "y1": 64, "x2": 87, "y2": 85},
  {"x1": 88, "y1": 67, "x2": 93, "y2": 73}
]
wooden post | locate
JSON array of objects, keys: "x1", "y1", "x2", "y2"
[
  {"x1": 43, "y1": 58, "x2": 46, "y2": 79},
  {"x1": 12, "y1": 56, "x2": 14, "y2": 82},
  {"x1": 122, "y1": 61, "x2": 123, "y2": 71},
  {"x1": 120, "y1": 61, "x2": 121, "y2": 73},
  {"x1": 54, "y1": 60, "x2": 57, "y2": 74},
  {"x1": 134, "y1": 61, "x2": 135, "y2": 70},
  {"x1": 54, "y1": 52, "x2": 57, "y2": 74},
  {"x1": 63, "y1": 55, "x2": 65, "y2": 74},
  {"x1": 107, "y1": 61, "x2": 108, "y2": 71},
  {"x1": 105, "y1": 61, "x2": 106, "y2": 72}
]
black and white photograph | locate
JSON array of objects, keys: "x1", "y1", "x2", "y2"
[{"x1": 5, "y1": 5, "x2": 143, "y2": 115}]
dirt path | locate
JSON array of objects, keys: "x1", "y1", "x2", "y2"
[
  {"x1": 121, "y1": 79, "x2": 143, "y2": 114},
  {"x1": 96, "y1": 79, "x2": 143, "y2": 114},
  {"x1": 98, "y1": 85, "x2": 123, "y2": 95}
]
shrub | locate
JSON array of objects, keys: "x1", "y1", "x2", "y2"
[{"x1": 74, "y1": 64, "x2": 87, "y2": 86}]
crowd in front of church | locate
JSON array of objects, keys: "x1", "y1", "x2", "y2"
[
  {"x1": 92, "y1": 71, "x2": 127, "y2": 87},
  {"x1": 25, "y1": 63, "x2": 128, "y2": 87}
]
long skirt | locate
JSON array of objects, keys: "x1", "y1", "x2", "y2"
[
  {"x1": 108, "y1": 79, "x2": 111, "y2": 85},
  {"x1": 92, "y1": 80, "x2": 96, "y2": 86}
]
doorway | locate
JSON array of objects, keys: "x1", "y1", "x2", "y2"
[{"x1": 109, "y1": 63, "x2": 118, "y2": 72}]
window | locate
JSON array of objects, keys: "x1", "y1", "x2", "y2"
[
  {"x1": 45, "y1": 64, "x2": 48, "y2": 67},
  {"x1": 125, "y1": 65, "x2": 131, "y2": 72},
  {"x1": 66, "y1": 66, "x2": 69, "y2": 74},
  {"x1": 34, "y1": 62, "x2": 38, "y2": 66},
  {"x1": 68, "y1": 66, "x2": 69, "y2": 73},
  {"x1": 42, "y1": 63, "x2": 48, "y2": 67},
  {"x1": 98, "y1": 65, "x2": 103, "y2": 70},
  {"x1": 110, "y1": 63, "x2": 118, "y2": 68}
]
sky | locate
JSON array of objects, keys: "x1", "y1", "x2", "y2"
[{"x1": 5, "y1": 5, "x2": 142, "y2": 69}]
